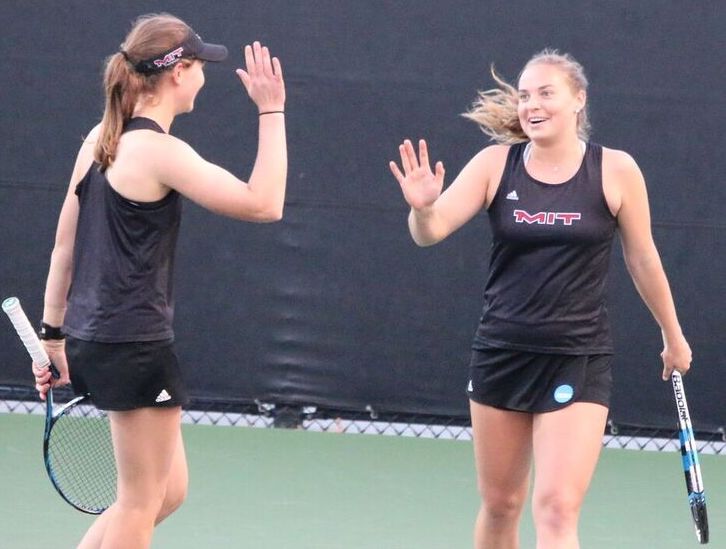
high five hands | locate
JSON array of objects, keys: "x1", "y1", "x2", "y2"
[
  {"x1": 389, "y1": 139, "x2": 445, "y2": 210},
  {"x1": 236, "y1": 41, "x2": 285, "y2": 113}
]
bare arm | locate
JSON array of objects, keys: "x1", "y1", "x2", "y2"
[
  {"x1": 44, "y1": 125, "x2": 99, "y2": 325},
  {"x1": 34, "y1": 125, "x2": 100, "y2": 395},
  {"x1": 390, "y1": 140, "x2": 507, "y2": 246},
  {"x1": 158, "y1": 41, "x2": 287, "y2": 221},
  {"x1": 607, "y1": 149, "x2": 692, "y2": 379},
  {"x1": 156, "y1": 117, "x2": 286, "y2": 222}
]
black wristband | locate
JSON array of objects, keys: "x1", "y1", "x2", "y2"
[
  {"x1": 258, "y1": 110, "x2": 284, "y2": 116},
  {"x1": 39, "y1": 322, "x2": 65, "y2": 340}
]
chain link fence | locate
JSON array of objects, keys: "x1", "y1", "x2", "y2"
[{"x1": 2, "y1": 384, "x2": 723, "y2": 455}]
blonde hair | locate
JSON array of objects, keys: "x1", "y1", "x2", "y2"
[
  {"x1": 463, "y1": 49, "x2": 591, "y2": 144},
  {"x1": 95, "y1": 13, "x2": 191, "y2": 169}
]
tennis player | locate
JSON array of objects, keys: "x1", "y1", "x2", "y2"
[
  {"x1": 31, "y1": 12, "x2": 286, "y2": 548},
  {"x1": 390, "y1": 49, "x2": 692, "y2": 548}
]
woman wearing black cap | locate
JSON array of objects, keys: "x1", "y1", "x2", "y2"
[{"x1": 31, "y1": 12, "x2": 286, "y2": 547}]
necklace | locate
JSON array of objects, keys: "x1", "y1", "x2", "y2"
[{"x1": 523, "y1": 140, "x2": 587, "y2": 170}]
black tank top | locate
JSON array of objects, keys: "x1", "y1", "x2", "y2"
[
  {"x1": 64, "y1": 117, "x2": 182, "y2": 343},
  {"x1": 472, "y1": 142, "x2": 617, "y2": 354}
]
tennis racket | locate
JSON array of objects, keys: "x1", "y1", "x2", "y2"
[
  {"x1": 2, "y1": 296, "x2": 116, "y2": 514},
  {"x1": 671, "y1": 372, "x2": 709, "y2": 544}
]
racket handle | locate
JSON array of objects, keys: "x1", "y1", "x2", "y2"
[
  {"x1": 671, "y1": 372, "x2": 690, "y2": 418},
  {"x1": 2, "y1": 297, "x2": 56, "y2": 376}
]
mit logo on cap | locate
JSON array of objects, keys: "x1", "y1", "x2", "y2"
[
  {"x1": 153, "y1": 47, "x2": 184, "y2": 69},
  {"x1": 128, "y1": 29, "x2": 228, "y2": 75}
]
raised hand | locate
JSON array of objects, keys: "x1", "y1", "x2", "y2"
[
  {"x1": 236, "y1": 41, "x2": 285, "y2": 113},
  {"x1": 389, "y1": 139, "x2": 445, "y2": 210}
]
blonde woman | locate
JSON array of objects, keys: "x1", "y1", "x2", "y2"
[
  {"x1": 32, "y1": 13, "x2": 286, "y2": 548},
  {"x1": 390, "y1": 49, "x2": 691, "y2": 548}
]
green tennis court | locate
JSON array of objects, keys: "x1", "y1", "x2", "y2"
[{"x1": 1, "y1": 413, "x2": 722, "y2": 548}]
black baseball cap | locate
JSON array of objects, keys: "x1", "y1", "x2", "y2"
[{"x1": 133, "y1": 29, "x2": 228, "y2": 75}]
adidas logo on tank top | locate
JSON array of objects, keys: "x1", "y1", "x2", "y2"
[{"x1": 155, "y1": 389, "x2": 172, "y2": 403}]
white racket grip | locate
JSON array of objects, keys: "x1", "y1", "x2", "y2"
[
  {"x1": 2, "y1": 297, "x2": 51, "y2": 367},
  {"x1": 672, "y1": 371, "x2": 697, "y2": 438}
]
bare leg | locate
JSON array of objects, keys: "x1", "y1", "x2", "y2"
[
  {"x1": 74, "y1": 407, "x2": 182, "y2": 549},
  {"x1": 155, "y1": 431, "x2": 188, "y2": 523},
  {"x1": 531, "y1": 402, "x2": 608, "y2": 549},
  {"x1": 77, "y1": 427, "x2": 188, "y2": 549},
  {"x1": 470, "y1": 400, "x2": 533, "y2": 549}
]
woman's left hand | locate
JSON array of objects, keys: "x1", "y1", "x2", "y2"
[{"x1": 661, "y1": 332, "x2": 692, "y2": 380}]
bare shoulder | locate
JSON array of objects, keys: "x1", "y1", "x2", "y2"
[
  {"x1": 69, "y1": 123, "x2": 103, "y2": 182},
  {"x1": 601, "y1": 146, "x2": 648, "y2": 216},
  {"x1": 117, "y1": 130, "x2": 197, "y2": 169},
  {"x1": 130, "y1": 131, "x2": 210, "y2": 189},
  {"x1": 602, "y1": 146, "x2": 641, "y2": 176},
  {"x1": 131, "y1": 130, "x2": 195, "y2": 155},
  {"x1": 76, "y1": 123, "x2": 101, "y2": 155},
  {"x1": 84, "y1": 123, "x2": 102, "y2": 142},
  {"x1": 473, "y1": 143, "x2": 511, "y2": 206},
  {"x1": 464, "y1": 142, "x2": 510, "y2": 180},
  {"x1": 460, "y1": 144, "x2": 509, "y2": 184},
  {"x1": 474, "y1": 143, "x2": 511, "y2": 163}
]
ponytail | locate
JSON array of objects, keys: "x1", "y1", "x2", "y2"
[
  {"x1": 462, "y1": 66, "x2": 527, "y2": 145},
  {"x1": 93, "y1": 13, "x2": 190, "y2": 169},
  {"x1": 94, "y1": 52, "x2": 146, "y2": 169}
]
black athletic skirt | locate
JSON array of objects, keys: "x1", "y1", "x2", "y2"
[
  {"x1": 66, "y1": 336, "x2": 189, "y2": 411},
  {"x1": 466, "y1": 346, "x2": 612, "y2": 413}
]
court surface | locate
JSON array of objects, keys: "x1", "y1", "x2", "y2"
[{"x1": 1, "y1": 413, "x2": 723, "y2": 548}]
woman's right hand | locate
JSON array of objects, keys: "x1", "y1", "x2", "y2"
[
  {"x1": 236, "y1": 41, "x2": 285, "y2": 113},
  {"x1": 389, "y1": 139, "x2": 445, "y2": 210},
  {"x1": 33, "y1": 340, "x2": 70, "y2": 401}
]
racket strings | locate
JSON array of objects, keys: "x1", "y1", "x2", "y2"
[{"x1": 46, "y1": 404, "x2": 116, "y2": 513}]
